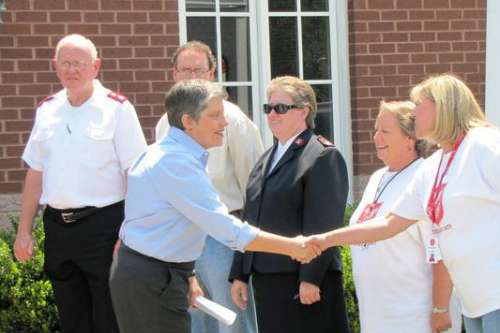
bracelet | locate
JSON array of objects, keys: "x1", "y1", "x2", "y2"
[{"x1": 432, "y1": 306, "x2": 449, "y2": 314}]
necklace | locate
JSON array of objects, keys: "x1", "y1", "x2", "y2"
[{"x1": 357, "y1": 158, "x2": 418, "y2": 224}]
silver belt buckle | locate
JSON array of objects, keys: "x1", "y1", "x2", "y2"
[{"x1": 61, "y1": 212, "x2": 77, "y2": 223}]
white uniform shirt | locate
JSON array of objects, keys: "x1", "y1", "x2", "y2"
[
  {"x1": 268, "y1": 132, "x2": 301, "y2": 174},
  {"x1": 155, "y1": 100, "x2": 264, "y2": 212},
  {"x1": 393, "y1": 126, "x2": 500, "y2": 318},
  {"x1": 22, "y1": 80, "x2": 147, "y2": 209}
]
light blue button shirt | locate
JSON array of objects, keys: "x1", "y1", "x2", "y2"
[{"x1": 119, "y1": 127, "x2": 259, "y2": 263}]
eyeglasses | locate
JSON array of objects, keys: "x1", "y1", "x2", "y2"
[
  {"x1": 176, "y1": 67, "x2": 210, "y2": 76},
  {"x1": 263, "y1": 103, "x2": 299, "y2": 114},
  {"x1": 57, "y1": 60, "x2": 90, "y2": 70}
]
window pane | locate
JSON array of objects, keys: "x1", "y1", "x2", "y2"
[
  {"x1": 221, "y1": 17, "x2": 251, "y2": 81},
  {"x1": 312, "y1": 84, "x2": 333, "y2": 141},
  {"x1": 186, "y1": 17, "x2": 221, "y2": 80},
  {"x1": 269, "y1": 0, "x2": 296, "y2": 12},
  {"x1": 225, "y1": 86, "x2": 254, "y2": 119},
  {"x1": 221, "y1": 0, "x2": 248, "y2": 12},
  {"x1": 186, "y1": 0, "x2": 215, "y2": 12},
  {"x1": 269, "y1": 17, "x2": 298, "y2": 77},
  {"x1": 302, "y1": 16, "x2": 331, "y2": 80},
  {"x1": 301, "y1": 0, "x2": 328, "y2": 11}
]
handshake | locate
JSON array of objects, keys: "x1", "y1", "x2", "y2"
[{"x1": 288, "y1": 234, "x2": 330, "y2": 264}]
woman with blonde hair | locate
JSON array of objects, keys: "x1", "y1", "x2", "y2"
[{"x1": 310, "y1": 74, "x2": 500, "y2": 333}]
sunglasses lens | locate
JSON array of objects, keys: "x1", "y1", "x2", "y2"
[
  {"x1": 263, "y1": 104, "x2": 290, "y2": 114},
  {"x1": 263, "y1": 104, "x2": 272, "y2": 114},
  {"x1": 274, "y1": 104, "x2": 288, "y2": 114}
]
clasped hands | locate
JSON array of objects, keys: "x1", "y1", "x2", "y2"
[{"x1": 289, "y1": 234, "x2": 329, "y2": 264}]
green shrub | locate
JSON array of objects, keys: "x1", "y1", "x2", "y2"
[
  {"x1": 0, "y1": 216, "x2": 60, "y2": 333},
  {"x1": 341, "y1": 203, "x2": 360, "y2": 333},
  {"x1": 0, "y1": 205, "x2": 358, "y2": 333}
]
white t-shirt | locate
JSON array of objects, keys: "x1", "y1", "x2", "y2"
[
  {"x1": 22, "y1": 80, "x2": 147, "y2": 209},
  {"x1": 350, "y1": 159, "x2": 439, "y2": 332},
  {"x1": 393, "y1": 126, "x2": 500, "y2": 318}
]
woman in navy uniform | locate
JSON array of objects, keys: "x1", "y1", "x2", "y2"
[{"x1": 230, "y1": 76, "x2": 350, "y2": 333}]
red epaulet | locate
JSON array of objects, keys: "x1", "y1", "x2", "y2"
[
  {"x1": 107, "y1": 91, "x2": 128, "y2": 104},
  {"x1": 317, "y1": 135, "x2": 335, "y2": 147},
  {"x1": 294, "y1": 137, "x2": 306, "y2": 147},
  {"x1": 37, "y1": 95, "x2": 54, "y2": 107}
]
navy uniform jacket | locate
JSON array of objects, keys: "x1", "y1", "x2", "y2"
[{"x1": 229, "y1": 129, "x2": 348, "y2": 287}]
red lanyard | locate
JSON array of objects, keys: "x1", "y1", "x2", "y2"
[
  {"x1": 426, "y1": 134, "x2": 465, "y2": 225},
  {"x1": 357, "y1": 158, "x2": 418, "y2": 224}
]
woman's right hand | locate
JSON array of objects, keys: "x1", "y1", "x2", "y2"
[
  {"x1": 290, "y1": 235, "x2": 322, "y2": 263},
  {"x1": 231, "y1": 279, "x2": 249, "y2": 310}
]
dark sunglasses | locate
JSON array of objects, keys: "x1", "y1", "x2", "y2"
[{"x1": 263, "y1": 103, "x2": 298, "y2": 114}]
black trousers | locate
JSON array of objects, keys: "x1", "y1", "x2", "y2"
[
  {"x1": 109, "y1": 245, "x2": 195, "y2": 333},
  {"x1": 252, "y1": 271, "x2": 350, "y2": 333},
  {"x1": 43, "y1": 201, "x2": 123, "y2": 333}
]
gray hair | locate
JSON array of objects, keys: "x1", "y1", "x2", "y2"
[
  {"x1": 55, "y1": 34, "x2": 98, "y2": 61},
  {"x1": 165, "y1": 79, "x2": 225, "y2": 130}
]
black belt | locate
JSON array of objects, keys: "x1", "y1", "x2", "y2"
[
  {"x1": 46, "y1": 201, "x2": 122, "y2": 223},
  {"x1": 122, "y1": 245, "x2": 195, "y2": 272}
]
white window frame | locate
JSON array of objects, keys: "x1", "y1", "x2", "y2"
[
  {"x1": 178, "y1": 0, "x2": 263, "y2": 130},
  {"x1": 178, "y1": 0, "x2": 353, "y2": 201},
  {"x1": 486, "y1": 0, "x2": 500, "y2": 125}
]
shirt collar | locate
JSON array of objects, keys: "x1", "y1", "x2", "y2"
[
  {"x1": 168, "y1": 127, "x2": 209, "y2": 166},
  {"x1": 277, "y1": 132, "x2": 302, "y2": 153}
]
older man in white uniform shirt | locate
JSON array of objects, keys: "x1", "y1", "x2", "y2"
[
  {"x1": 13, "y1": 34, "x2": 147, "y2": 333},
  {"x1": 155, "y1": 41, "x2": 263, "y2": 333}
]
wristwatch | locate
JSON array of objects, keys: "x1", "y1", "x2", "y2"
[{"x1": 432, "y1": 306, "x2": 449, "y2": 314}]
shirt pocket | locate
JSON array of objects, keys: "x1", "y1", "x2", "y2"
[
  {"x1": 82, "y1": 125, "x2": 116, "y2": 169},
  {"x1": 31, "y1": 127, "x2": 56, "y2": 161}
]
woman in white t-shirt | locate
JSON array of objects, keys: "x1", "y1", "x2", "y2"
[
  {"x1": 350, "y1": 101, "x2": 461, "y2": 333},
  {"x1": 310, "y1": 74, "x2": 500, "y2": 333}
]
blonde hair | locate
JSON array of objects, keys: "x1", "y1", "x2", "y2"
[
  {"x1": 378, "y1": 100, "x2": 436, "y2": 158},
  {"x1": 55, "y1": 34, "x2": 98, "y2": 61},
  {"x1": 266, "y1": 76, "x2": 317, "y2": 129},
  {"x1": 410, "y1": 74, "x2": 486, "y2": 145}
]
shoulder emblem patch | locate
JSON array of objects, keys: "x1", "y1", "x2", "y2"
[
  {"x1": 37, "y1": 95, "x2": 54, "y2": 107},
  {"x1": 317, "y1": 135, "x2": 335, "y2": 147},
  {"x1": 107, "y1": 91, "x2": 128, "y2": 104},
  {"x1": 294, "y1": 137, "x2": 305, "y2": 147}
]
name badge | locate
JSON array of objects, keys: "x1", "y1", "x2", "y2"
[
  {"x1": 432, "y1": 223, "x2": 452, "y2": 235},
  {"x1": 426, "y1": 237, "x2": 443, "y2": 264},
  {"x1": 357, "y1": 202, "x2": 382, "y2": 249}
]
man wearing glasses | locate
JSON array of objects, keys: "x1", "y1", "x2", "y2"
[
  {"x1": 13, "y1": 34, "x2": 147, "y2": 333},
  {"x1": 155, "y1": 41, "x2": 263, "y2": 333}
]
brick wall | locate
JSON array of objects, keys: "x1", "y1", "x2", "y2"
[
  {"x1": 0, "y1": 0, "x2": 179, "y2": 194},
  {"x1": 348, "y1": 0, "x2": 486, "y2": 176},
  {"x1": 0, "y1": 0, "x2": 489, "y2": 197}
]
